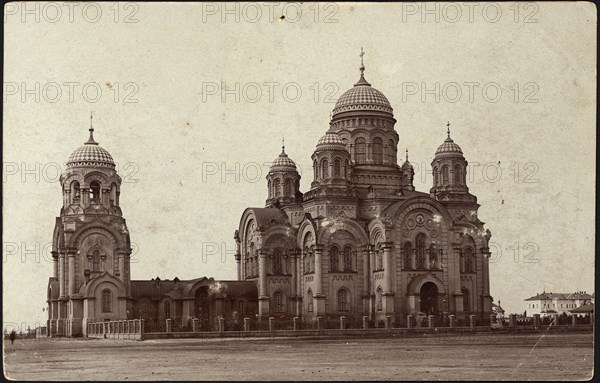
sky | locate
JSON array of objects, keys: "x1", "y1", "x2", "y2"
[{"x1": 3, "y1": 2, "x2": 596, "y2": 328}]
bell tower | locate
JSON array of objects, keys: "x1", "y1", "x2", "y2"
[{"x1": 48, "y1": 115, "x2": 132, "y2": 337}]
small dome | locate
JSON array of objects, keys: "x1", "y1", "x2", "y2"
[
  {"x1": 401, "y1": 149, "x2": 413, "y2": 170},
  {"x1": 67, "y1": 128, "x2": 115, "y2": 168},
  {"x1": 332, "y1": 75, "x2": 393, "y2": 117},
  {"x1": 317, "y1": 131, "x2": 344, "y2": 146},
  {"x1": 435, "y1": 136, "x2": 463, "y2": 156},
  {"x1": 270, "y1": 147, "x2": 297, "y2": 172}
]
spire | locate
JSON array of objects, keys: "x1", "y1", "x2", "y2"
[
  {"x1": 281, "y1": 137, "x2": 285, "y2": 154},
  {"x1": 354, "y1": 47, "x2": 371, "y2": 86},
  {"x1": 405, "y1": 148, "x2": 409, "y2": 162},
  {"x1": 446, "y1": 121, "x2": 451, "y2": 139},
  {"x1": 85, "y1": 112, "x2": 98, "y2": 145}
]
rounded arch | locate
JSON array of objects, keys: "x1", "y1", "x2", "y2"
[
  {"x1": 406, "y1": 273, "x2": 446, "y2": 295},
  {"x1": 81, "y1": 271, "x2": 127, "y2": 298},
  {"x1": 296, "y1": 218, "x2": 317, "y2": 249},
  {"x1": 317, "y1": 219, "x2": 368, "y2": 248},
  {"x1": 383, "y1": 196, "x2": 454, "y2": 230},
  {"x1": 67, "y1": 224, "x2": 126, "y2": 250}
]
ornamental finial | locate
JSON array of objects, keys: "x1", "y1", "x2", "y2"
[
  {"x1": 85, "y1": 112, "x2": 98, "y2": 145},
  {"x1": 359, "y1": 47, "x2": 365, "y2": 74},
  {"x1": 282, "y1": 137, "x2": 285, "y2": 153},
  {"x1": 447, "y1": 121, "x2": 451, "y2": 138},
  {"x1": 406, "y1": 148, "x2": 409, "y2": 162}
]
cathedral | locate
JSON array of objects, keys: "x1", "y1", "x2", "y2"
[
  {"x1": 47, "y1": 57, "x2": 494, "y2": 336},
  {"x1": 235, "y1": 59, "x2": 494, "y2": 327}
]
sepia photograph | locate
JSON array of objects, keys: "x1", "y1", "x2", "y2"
[{"x1": 3, "y1": 1, "x2": 596, "y2": 380}]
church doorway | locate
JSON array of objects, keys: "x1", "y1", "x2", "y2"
[
  {"x1": 195, "y1": 286, "x2": 211, "y2": 330},
  {"x1": 419, "y1": 282, "x2": 439, "y2": 315}
]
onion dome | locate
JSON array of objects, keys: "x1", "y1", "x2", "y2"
[
  {"x1": 332, "y1": 78, "x2": 393, "y2": 117},
  {"x1": 270, "y1": 144, "x2": 297, "y2": 172},
  {"x1": 67, "y1": 124, "x2": 115, "y2": 168},
  {"x1": 331, "y1": 50, "x2": 393, "y2": 117},
  {"x1": 401, "y1": 149, "x2": 414, "y2": 170},
  {"x1": 435, "y1": 125, "x2": 463, "y2": 156},
  {"x1": 316, "y1": 130, "x2": 346, "y2": 150}
]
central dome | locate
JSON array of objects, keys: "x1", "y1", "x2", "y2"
[
  {"x1": 67, "y1": 128, "x2": 115, "y2": 168},
  {"x1": 331, "y1": 74, "x2": 393, "y2": 117}
]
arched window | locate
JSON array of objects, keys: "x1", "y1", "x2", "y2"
[
  {"x1": 355, "y1": 138, "x2": 366, "y2": 163},
  {"x1": 91, "y1": 249, "x2": 100, "y2": 271},
  {"x1": 285, "y1": 179, "x2": 292, "y2": 196},
  {"x1": 337, "y1": 288, "x2": 349, "y2": 311},
  {"x1": 274, "y1": 179, "x2": 280, "y2": 197},
  {"x1": 454, "y1": 164, "x2": 462, "y2": 184},
  {"x1": 90, "y1": 181, "x2": 101, "y2": 202},
  {"x1": 309, "y1": 246, "x2": 315, "y2": 272},
  {"x1": 307, "y1": 289, "x2": 314, "y2": 312},
  {"x1": 373, "y1": 137, "x2": 383, "y2": 164},
  {"x1": 164, "y1": 300, "x2": 171, "y2": 319},
  {"x1": 245, "y1": 253, "x2": 250, "y2": 277},
  {"x1": 267, "y1": 180, "x2": 271, "y2": 198},
  {"x1": 304, "y1": 252, "x2": 310, "y2": 273},
  {"x1": 462, "y1": 287, "x2": 470, "y2": 312},
  {"x1": 110, "y1": 183, "x2": 117, "y2": 206},
  {"x1": 102, "y1": 289, "x2": 112, "y2": 313},
  {"x1": 403, "y1": 242, "x2": 412, "y2": 269},
  {"x1": 376, "y1": 288, "x2": 383, "y2": 311},
  {"x1": 333, "y1": 158, "x2": 341, "y2": 178},
  {"x1": 387, "y1": 139, "x2": 395, "y2": 163},
  {"x1": 416, "y1": 234, "x2": 426, "y2": 269},
  {"x1": 433, "y1": 167, "x2": 438, "y2": 186},
  {"x1": 442, "y1": 166, "x2": 449, "y2": 185},
  {"x1": 313, "y1": 159, "x2": 318, "y2": 180},
  {"x1": 330, "y1": 246, "x2": 339, "y2": 271},
  {"x1": 273, "y1": 290, "x2": 284, "y2": 313},
  {"x1": 429, "y1": 243, "x2": 438, "y2": 269},
  {"x1": 71, "y1": 181, "x2": 81, "y2": 203},
  {"x1": 464, "y1": 248, "x2": 474, "y2": 273},
  {"x1": 273, "y1": 248, "x2": 283, "y2": 275},
  {"x1": 343, "y1": 246, "x2": 353, "y2": 271},
  {"x1": 376, "y1": 250, "x2": 383, "y2": 271},
  {"x1": 345, "y1": 160, "x2": 350, "y2": 178},
  {"x1": 322, "y1": 159, "x2": 329, "y2": 179}
]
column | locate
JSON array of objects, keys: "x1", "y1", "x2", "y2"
[
  {"x1": 52, "y1": 251, "x2": 58, "y2": 278},
  {"x1": 235, "y1": 253, "x2": 241, "y2": 281},
  {"x1": 59, "y1": 252, "x2": 66, "y2": 297},
  {"x1": 118, "y1": 250, "x2": 125, "y2": 282},
  {"x1": 313, "y1": 245, "x2": 326, "y2": 316},
  {"x1": 314, "y1": 245, "x2": 323, "y2": 295},
  {"x1": 452, "y1": 244, "x2": 464, "y2": 317},
  {"x1": 296, "y1": 251, "x2": 303, "y2": 316},
  {"x1": 382, "y1": 242, "x2": 395, "y2": 315},
  {"x1": 67, "y1": 250, "x2": 75, "y2": 295},
  {"x1": 258, "y1": 249, "x2": 269, "y2": 318},
  {"x1": 290, "y1": 250, "x2": 297, "y2": 316}
]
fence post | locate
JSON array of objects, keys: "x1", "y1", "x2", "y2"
[
  {"x1": 490, "y1": 314, "x2": 496, "y2": 326},
  {"x1": 192, "y1": 318, "x2": 199, "y2": 332},
  {"x1": 362, "y1": 316, "x2": 368, "y2": 329},
  {"x1": 407, "y1": 315, "x2": 414, "y2": 329},
  {"x1": 469, "y1": 314, "x2": 476, "y2": 329},
  {"x1": 385, "y1": 315, "x2": 392, "y2": 329},
  {"x1": 428, "y1": 315, "x2": 435, "y2": 328},
  {"x1": 293, "y1": 317, "x2": 299, "y2": 331},
  {"x1": 533, "y1": 314, "x2": 540, "y2": 329},
  {"x1": 244, "y1": 317, "x2": 250, "y2": 332},
  {"x1": 140, "y1": 319, "x2": 145, "y2": 339},
  {"x1": 510, "y1": 314, "x2": 517, "y2": 327},
  {"x1": 316, "y1": 316, "x2": 323, "y2": 330},
  {"x1": 269, "y1": 317, "x2": 275, "y2": 332},
  {"x1": 166, "y1": 318, "x2": 172, "y2": 333},
  {"x1": 218, "y1": 317, "x2": 225, "y2": 332},
  {"x1": 448, "y1": 315, "x2": 455, "y2": 328},
  {"x1": 340, "y1": 316, "x2": 346, "y2": 330},
  {"x1": 572, "y1": 315, "x2": 577, "y2": 326}
]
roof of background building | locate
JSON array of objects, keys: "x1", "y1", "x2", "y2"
[{"x1": 525, "y1": 291, "x2": 594, "y2": 301}]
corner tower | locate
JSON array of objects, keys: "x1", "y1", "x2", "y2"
[{"x1": 48, "y1": 116, "x2": 132, "y2": 337}]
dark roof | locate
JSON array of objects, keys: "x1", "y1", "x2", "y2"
[
  {"x1": 525, "y1": 292, "x2": 594, "y2": 301},
  {"x1": 131, "y1": 278, "x2": 257, "y2": 301},
  {"x1": 570, "y1": 304, "x2": 594, "y2": 313},
  {"x1": 248, "y1": 208, "x2": 290, "y2": 229},
  {"x1": 131, "y1": 280, "x2": 178, "y2": 300}
]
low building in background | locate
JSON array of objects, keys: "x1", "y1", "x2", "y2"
[{"x1": 524, "y1": 291, "x2": 593, "y2": 317}]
